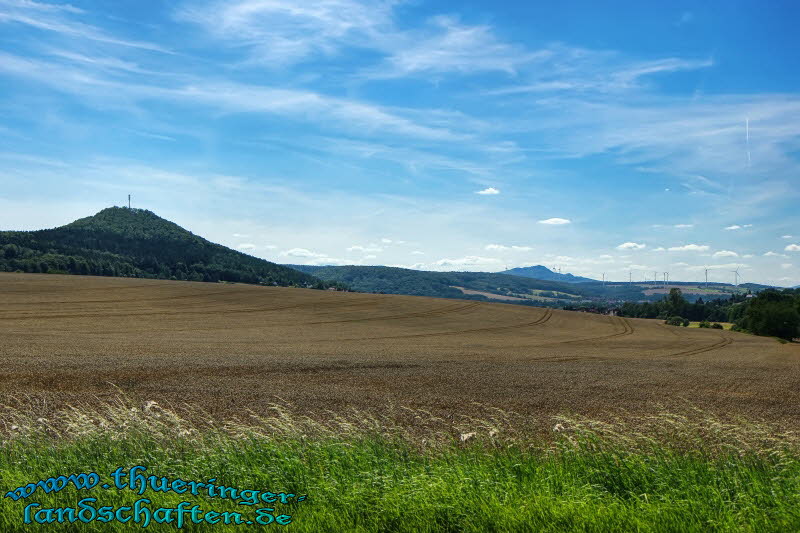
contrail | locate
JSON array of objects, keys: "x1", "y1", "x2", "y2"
[{"x1": 746, "y1": 117, "x2": 751, "y2": 166}]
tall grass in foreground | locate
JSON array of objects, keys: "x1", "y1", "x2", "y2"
[{"x1": 1, "y1": 398, "x2": 799, "y2": 532}]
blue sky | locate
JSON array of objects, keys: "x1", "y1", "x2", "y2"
[{"x1": 1, "y1": 0, "x2": 798, "y2": 285}]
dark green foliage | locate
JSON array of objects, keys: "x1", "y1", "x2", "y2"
[
  {"x1": 287, "y1": 265, "x2": 656, "y2": 305},
  {"x1": 711, "y1": 322, "x2": 724, "y2": 329},
  {"x1": 699, "y1": 320, "x2": 711, "y2": 328},
  {"x1": 735, "y1": 289, "x2": 800, "y2": 340},
  {"x1": 0, "y1": 207, "x2": 327, "y2": 288},
  {"x1": 289, "y1": 265, "x2": 576, "y2": 300},
  {"x1": 620, "y1": 290, "x2": 746, "y2": 322},
  {"x1": 665, "y1": 316, "x2": 685, "y2": 326}
]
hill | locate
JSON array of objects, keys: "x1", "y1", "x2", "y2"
[
  {"x1": 500, "y1": 265, "x2": 596, "y2": 283},
  {"x1": 0, "y1": 207, "x2": 324, "y2": 287},
  {"x1": 286, "y1": 264, "x2": 649, "y2": 304}
]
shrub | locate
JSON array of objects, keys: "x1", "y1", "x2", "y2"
[
  {"x1": 698, "y1": 320, "x2": 711, "y2": 328},
  {"x1": 711, "y1": 323, "x2": 724, "y2": 329},
  {"x1": 665, "y1": 316, "x2": 684, "y2": 326},
  {"x1": 682, "y1": 318, "x2": 690, "y2": 327}
]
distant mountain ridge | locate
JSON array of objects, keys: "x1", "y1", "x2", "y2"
[
  {"x1": 0, "y1": 207, "x2": 325, "y2": 287},
  {"x1": 500, "y1": 265, "x2": 596, "y2": 283},
  {"x1": 285, "y1": 264, "x2": 649, "y2": 304}
]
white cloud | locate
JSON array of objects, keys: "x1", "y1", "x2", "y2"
[
  {"x1": 380, "y1": 238, "x2": 392, "y2": 244},
  {"x1": 304, "y1": 256, "x2": 352, "y2": 266},
  {"x1": 373, "y1": 15, "x2": 544, "y2": 78},
  {"x1": 713, "y1": 250, "x2": 738, "y2": 258},
  {"x1": 538, "y1": 217, "x2": 571, "y2": 225},
  {"x1": 742, "y1": 254, "x2": 753, "y2": 258},
  {"x1": 237, "y1": 243, "x2": 256, "y2": 250},
  {"x1": 485, "y1": 244, "x2": 532, "y2": 252},
  {"x1": 668, "y1": 244, "x2": 709, "y2": 252},
  {"x1": 782, "y1": 235, "x2": 794, "y2": 239},
  {"x1": 433, "y1": 255, "x2": 503, "y2": 268},
  {"x1": 411, "y1": 250, "x2": 425, "y2": 255},
  {"x1": 764, "y1": 251, "x2": 786, "y2": 257},
  {"x1": 279, "y1": 247, "x2": 325, "y2": 258},
  {"x1": 475, "y1": 187, "x2": 500, "y2": 195},
  {"x1": 177, "y1": 0, "x2": 395, "y2": 66},
  {"x1": 781, "y1": 263, "x2": 793, "y2": 269},
  {"x1": 347, "y1": 245, "x2": 383, "y2": 253},
  {"x1": 686, "y1": 263, "x2": 748, "y2": 271},
  {"x1": 616, "y1": 242, "x2": 646, "y2": 250},
  {"x1": 674, "y1": 224, "x2": 694, "y2": 229},
  {"x1": 724, "y1": 225, "x2": 742, "y2": 231},
  {"x1": 652, "y1": 247, "x2": 666, "y2": 252},
  {"x1": 786, "y1": 244, "x2": 800, "y2": 252},
  {"x1": 0, "y1": 0, "x2": 170, "y2": 52}
]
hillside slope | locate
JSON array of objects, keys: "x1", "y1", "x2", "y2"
[
  {"x1": 500, "y1": 265, "x2": 596, "y2": 283},
  {"x1": 286, "y1": 264, "x2": 649, "y2": 304},
  {"x1": 0, "y1": 207, "x2": 324, "y2": 287}
]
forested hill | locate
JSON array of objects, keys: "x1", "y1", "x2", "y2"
[
  {"x1": 285, "y1": 264, "x2": 649, "y2": 304},
  {"x1": 500, "y1": 265, "x2": 596, "y2": 283},
  {"x1": 0, "y1": 207, "x2": 324, "y2": 287}
]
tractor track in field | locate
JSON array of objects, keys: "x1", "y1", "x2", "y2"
[
  {"x1": 541, "y1": 316, "x2": 634, "y2": 346},
  {"x1": 0, "y1": 289, "x2": 239, "y2": 308},
  {"x1": 303, "y1": 301, "x2": 482, "y2": 325},
  {"x1": 335, "y1": 307, "x2": 554, "y2": 341},
  {"x1": 662, "y1": 335, "x2": 734, "y2": 358},
  {"x1": 0, "y1": 295, "x2": 389, "y2": 321}
]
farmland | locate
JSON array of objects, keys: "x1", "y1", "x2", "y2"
[
  {"x1": 2, "y1": 272, "x2": 798, "y2": 429},
  {"x1": 3, "y1": 272, "x2": 800, "y2": 531}
]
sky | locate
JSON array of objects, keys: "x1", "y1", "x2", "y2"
[{"x1": 1, "y1": 0, "x2": 798, "y2": 286}]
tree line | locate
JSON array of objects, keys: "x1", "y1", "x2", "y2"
[{"x1": 618, "y1": 287, "x2": 800, "y2": 340}]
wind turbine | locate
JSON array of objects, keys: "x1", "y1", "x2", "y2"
[{"x1": 731, "y1": 268, "x2": 740, "y2": 287}]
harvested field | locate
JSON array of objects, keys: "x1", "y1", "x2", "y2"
[{"x1": 1, "y1": 273, "x2": 799, "y2": 430}]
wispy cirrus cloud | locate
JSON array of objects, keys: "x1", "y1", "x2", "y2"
[
  {"x1": 489, "y1": 56, "x2": 712, "y2": 95},
  {"x1": 176, "y1": 0, "x2": 397, "y2": 66},
  {"x1": 368, "y1": 15, "x2": 546, "y2": 78},
  {"x1": 0, "y1": 0, "x2": 171, "y2": 52}
]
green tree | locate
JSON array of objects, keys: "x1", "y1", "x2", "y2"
[{"x1": 743, "y1": 290, "x2": 800, "y2": 340}]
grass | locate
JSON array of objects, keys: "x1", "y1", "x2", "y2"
[
  {"x1": 1, "y1": 398, "x2": 799, "y2": 532},
  {"x1": 688, "y1": 321, "x2": 734, "y2": 330}
]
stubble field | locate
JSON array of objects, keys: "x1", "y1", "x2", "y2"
[{"x1": 2, "y1": 272, "x2": 798, "y2": 429}]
